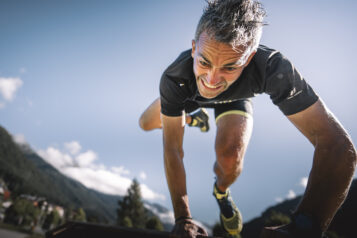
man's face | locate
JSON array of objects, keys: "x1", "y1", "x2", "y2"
[{"x1": 191, "y1": 32, "x2": 255, "y2": 99}]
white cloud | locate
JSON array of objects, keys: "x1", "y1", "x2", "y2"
[
  {"x1": 37, "y1": 141, "x2": 165, "y2": 200},
  {"x1": 144, "y1": 203, "x2": 175, "y2": 224},
  {"x1": 64, "y1": 141, "x2": 81, "y2": 155},
  {"x1": 139, "y1": 171, "x2": 147, "y2": 180},
  {"x1": 140, "y1": 184, "x2": 165, "y2": 200},
  {"x1": 299, "y1": 177, "x2": 308, "y2": 188},
  {"x1": 12, "y1": 134, "x2": 27, "y2": 145},
  {"x1": 287, "y1": 190, "x2": 296, "y2": 199},
  {"x1": 38, "y1": 147, "x2": 74, "y2": 169},
  {"x1": 111, "y1": 166, "x2": 130, "y2": 176},
  {"x1": 75, "y1": 150, "x2": 97, "y2": 167},
  {"x1": 0, "y1": 77, "x2": 23, "y2": 101},
  {"x1": 276, "y1": 177, "x2": 307, "y2": 203},
  {"x1": 63, "y1": 166, "x2": 132, "y2": 196}
]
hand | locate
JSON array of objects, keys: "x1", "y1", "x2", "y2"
[
  {"x1": 171, "y1": 219, "x2": 208, "y2": 238},
  {"x1": 260, "y1": 225, "x2": 293, "y2": 238}
]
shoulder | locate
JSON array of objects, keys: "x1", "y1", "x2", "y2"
[
  {"x1": 241, "y1": 45, "x2": 283, "y2": 94},
  {"x1": 160, "y1": 49, "x2": 195, "y2": 99},
  {"x1": 159, "y1": 50, "x2": 194, "y2": 116},
  {"x1": 251, "y1": 45, "x2": 299, "y2": 85},
  {"x1": 253, "y1": 45, "x2": 289, "y2": 72},
  {"x1": 163, "y1": 49, "x2": 194, "y2": 80},
  {"x1": 255, "y1": 45, "x2": 281, "y2": 63}
]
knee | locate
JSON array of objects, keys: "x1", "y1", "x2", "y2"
[
  {"x1": 139, "y1": 116, "x2": 156, "y2": 131},
  {"x1": 215, "y1": 143, "x2": 244, "y2": 176},
  {"x1": 139, "y1": 116, "x2": 149, "y2": 131}
]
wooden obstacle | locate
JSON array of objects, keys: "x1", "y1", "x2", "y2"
[{"x1": 46, "y1": 221, "x2": 220, "y2": 238}]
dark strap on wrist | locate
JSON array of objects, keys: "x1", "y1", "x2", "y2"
[{"x1": 175, "y1": 216, "x2": 193, "y2": 223}]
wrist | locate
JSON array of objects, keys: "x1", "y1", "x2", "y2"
[
  {"x1": 172, "y1": 195, "x2": 191, "y2": 221},
  {"x1": 175, "y1": 216, "x2": 193, "y2": 224},
  {"x1": 290, "y1": 212, "x2": 323, "y2": 238}
]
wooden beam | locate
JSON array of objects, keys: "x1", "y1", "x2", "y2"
[{"x1": 46, "y1": 221, "x2": 220, "y2": 238}]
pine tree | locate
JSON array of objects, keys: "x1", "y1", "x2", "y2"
[
  {"x1": 146, "y1": 216, "x2": 164, "y2": 231},
  {"x1": 117, "y1": 179, "x2": 148, "y2": 228},
  {"x1": 73, "y1": 208, "x2": 87, "y2": 222},
  {"x1": 42, "y1": 210, "x2": 60, "y2": 230},
  {"x1": 264, "y1": 210, "x2": 291, "y2": 227},
  {"x1": 4, "y1": 198, "x2": 40, "y2": 226}
]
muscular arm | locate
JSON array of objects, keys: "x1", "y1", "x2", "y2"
[
  {"x1": 161, "y1": 113, "x2": 191, "y2": 219},
  {"x1": 287, "y1": 99, "x2": 357, "y2": 231}
]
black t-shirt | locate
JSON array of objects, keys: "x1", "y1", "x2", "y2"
[{"x1": 160, "y1": 45, "x2": 319, "y2": 117}]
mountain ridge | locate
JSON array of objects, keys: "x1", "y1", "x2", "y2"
[
  {"x1": 0, "y1": 125, "x2": 173, "y2": 227},
  {"x1": 241, "y1": 179, "x2": 356, "y2": 238}
]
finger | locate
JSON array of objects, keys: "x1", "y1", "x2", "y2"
[{"x1": 197, "y1": 227, "x2": 208, "y2": 236}]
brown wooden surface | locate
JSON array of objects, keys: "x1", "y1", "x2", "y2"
[
  {"x1": 260, "y1": 226, "x2": 293, "y2": 238},
  {"x1": 46, "y1": 221, "x2": 221, "y2": 238}
]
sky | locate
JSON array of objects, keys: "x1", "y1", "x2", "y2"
[{"x1": 1, "y1": 0, "x2": 357, "y2": 225}]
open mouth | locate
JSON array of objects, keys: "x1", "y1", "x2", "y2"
[{"x1": 200, "y1": 78, "x2": 223, "y2": 91}]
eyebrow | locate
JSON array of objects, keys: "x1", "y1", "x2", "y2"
[{"x1": 199, "y1": 53, "x2": 240, "y2": 67}]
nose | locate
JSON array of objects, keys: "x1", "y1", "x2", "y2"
[{"x1": 206, "y1": 68, "x2": 221, "y2": 85}]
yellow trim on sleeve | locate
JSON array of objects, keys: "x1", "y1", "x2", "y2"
[{"x1": 215, "y1": 110, "x2": 251, "y2": 124}]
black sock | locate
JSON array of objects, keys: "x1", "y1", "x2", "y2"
[{"x1": 214, "y1": 184, "x2": 234, "y2": 218}]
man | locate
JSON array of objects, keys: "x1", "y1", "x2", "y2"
[{"x1": 139, "y1": 0, "x2": 357, "y2": 237}]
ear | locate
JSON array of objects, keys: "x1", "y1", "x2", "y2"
[
  {"x1": 191, "y1": 40, "x2": 196, "y2": 58},
  {"x1": 243, "y1": 50, "x2": 256, "y2": 67}
]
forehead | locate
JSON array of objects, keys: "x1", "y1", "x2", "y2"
[{"x1": 196, "y1": 32, "x2": 245, "y2": 64}]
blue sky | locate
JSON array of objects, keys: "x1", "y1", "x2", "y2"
[{"x1": 1, "y1": 0, "x2": 356, "y2": 225}]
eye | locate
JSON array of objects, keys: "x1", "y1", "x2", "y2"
[
  {"x1": 224, "y1": 67, "x2": 237, "y2": 72},
  {"x1": 199, "y1": 60, "x2": 210, "y2": 67}
]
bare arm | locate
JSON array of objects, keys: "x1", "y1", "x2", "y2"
[
  {"x1": 161, "y1": 113, "x2": 191, "y2": 218},
  {"x1": 161, "y1": 113, "x2": 208, "y2": 237},
  {"x1": 287, "y1": 99, "x2": 357, "y2": 231}
]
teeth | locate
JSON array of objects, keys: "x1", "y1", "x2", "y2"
[{"x1": 203, "y1": 80, "x2": 219, "y2": 89}]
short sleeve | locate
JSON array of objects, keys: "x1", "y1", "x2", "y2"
[
  {"x1": 159, "y1": 72, "x2": 187, "y2": 117},
  {"x1": 264, "y1": 53, "x2": 319, "y2": 115}
]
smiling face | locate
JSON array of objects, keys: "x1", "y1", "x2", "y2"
[{"x1": 191, "y1": 32, "x2": 256, "y2": 99}]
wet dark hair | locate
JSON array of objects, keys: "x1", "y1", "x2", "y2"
[{"x1": 195, "y1": 0, "x2": 266, "y2": 63}]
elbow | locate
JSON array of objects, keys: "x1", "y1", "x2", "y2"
[
  {"x1": 339, "y1": 135, "x2": 357, "y2": 168},
  {"x1": 324, "y1": 134, "x2": 357, "y2": 171},
  {"x1": 349, "y1": 143, "x2": 357, "y2": 170}
]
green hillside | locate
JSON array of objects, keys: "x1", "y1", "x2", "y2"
[
  {"x1": 241, "y1": 179, "x2": 356, "y2": 238},
  {"x1": 0, "y1": 125, "x2": 119, "y2": 223}
]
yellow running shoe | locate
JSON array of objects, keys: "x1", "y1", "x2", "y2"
[
  {"x1": 188, "y1": 108, "x2": 210, "y2": 132},
  {"x1": 213, "y1": 184, "x2": 243, "y2": 237}
]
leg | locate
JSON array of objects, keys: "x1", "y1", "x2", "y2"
[
  {"x1": 212, "y1": 111, "x2": 253, "y2": 236},
  {"x1": 211, "y1": 100, "x2": 253, "y2": 235},
  {"x1": 139, "y1": 98, "x2": 195, "y2": 131},
  {"x1": 214, "y1": 112, "x2": 253, "y2": 192},
  {"x1": 139, "y1": 98, "x2": 162, "y2": 131}
]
